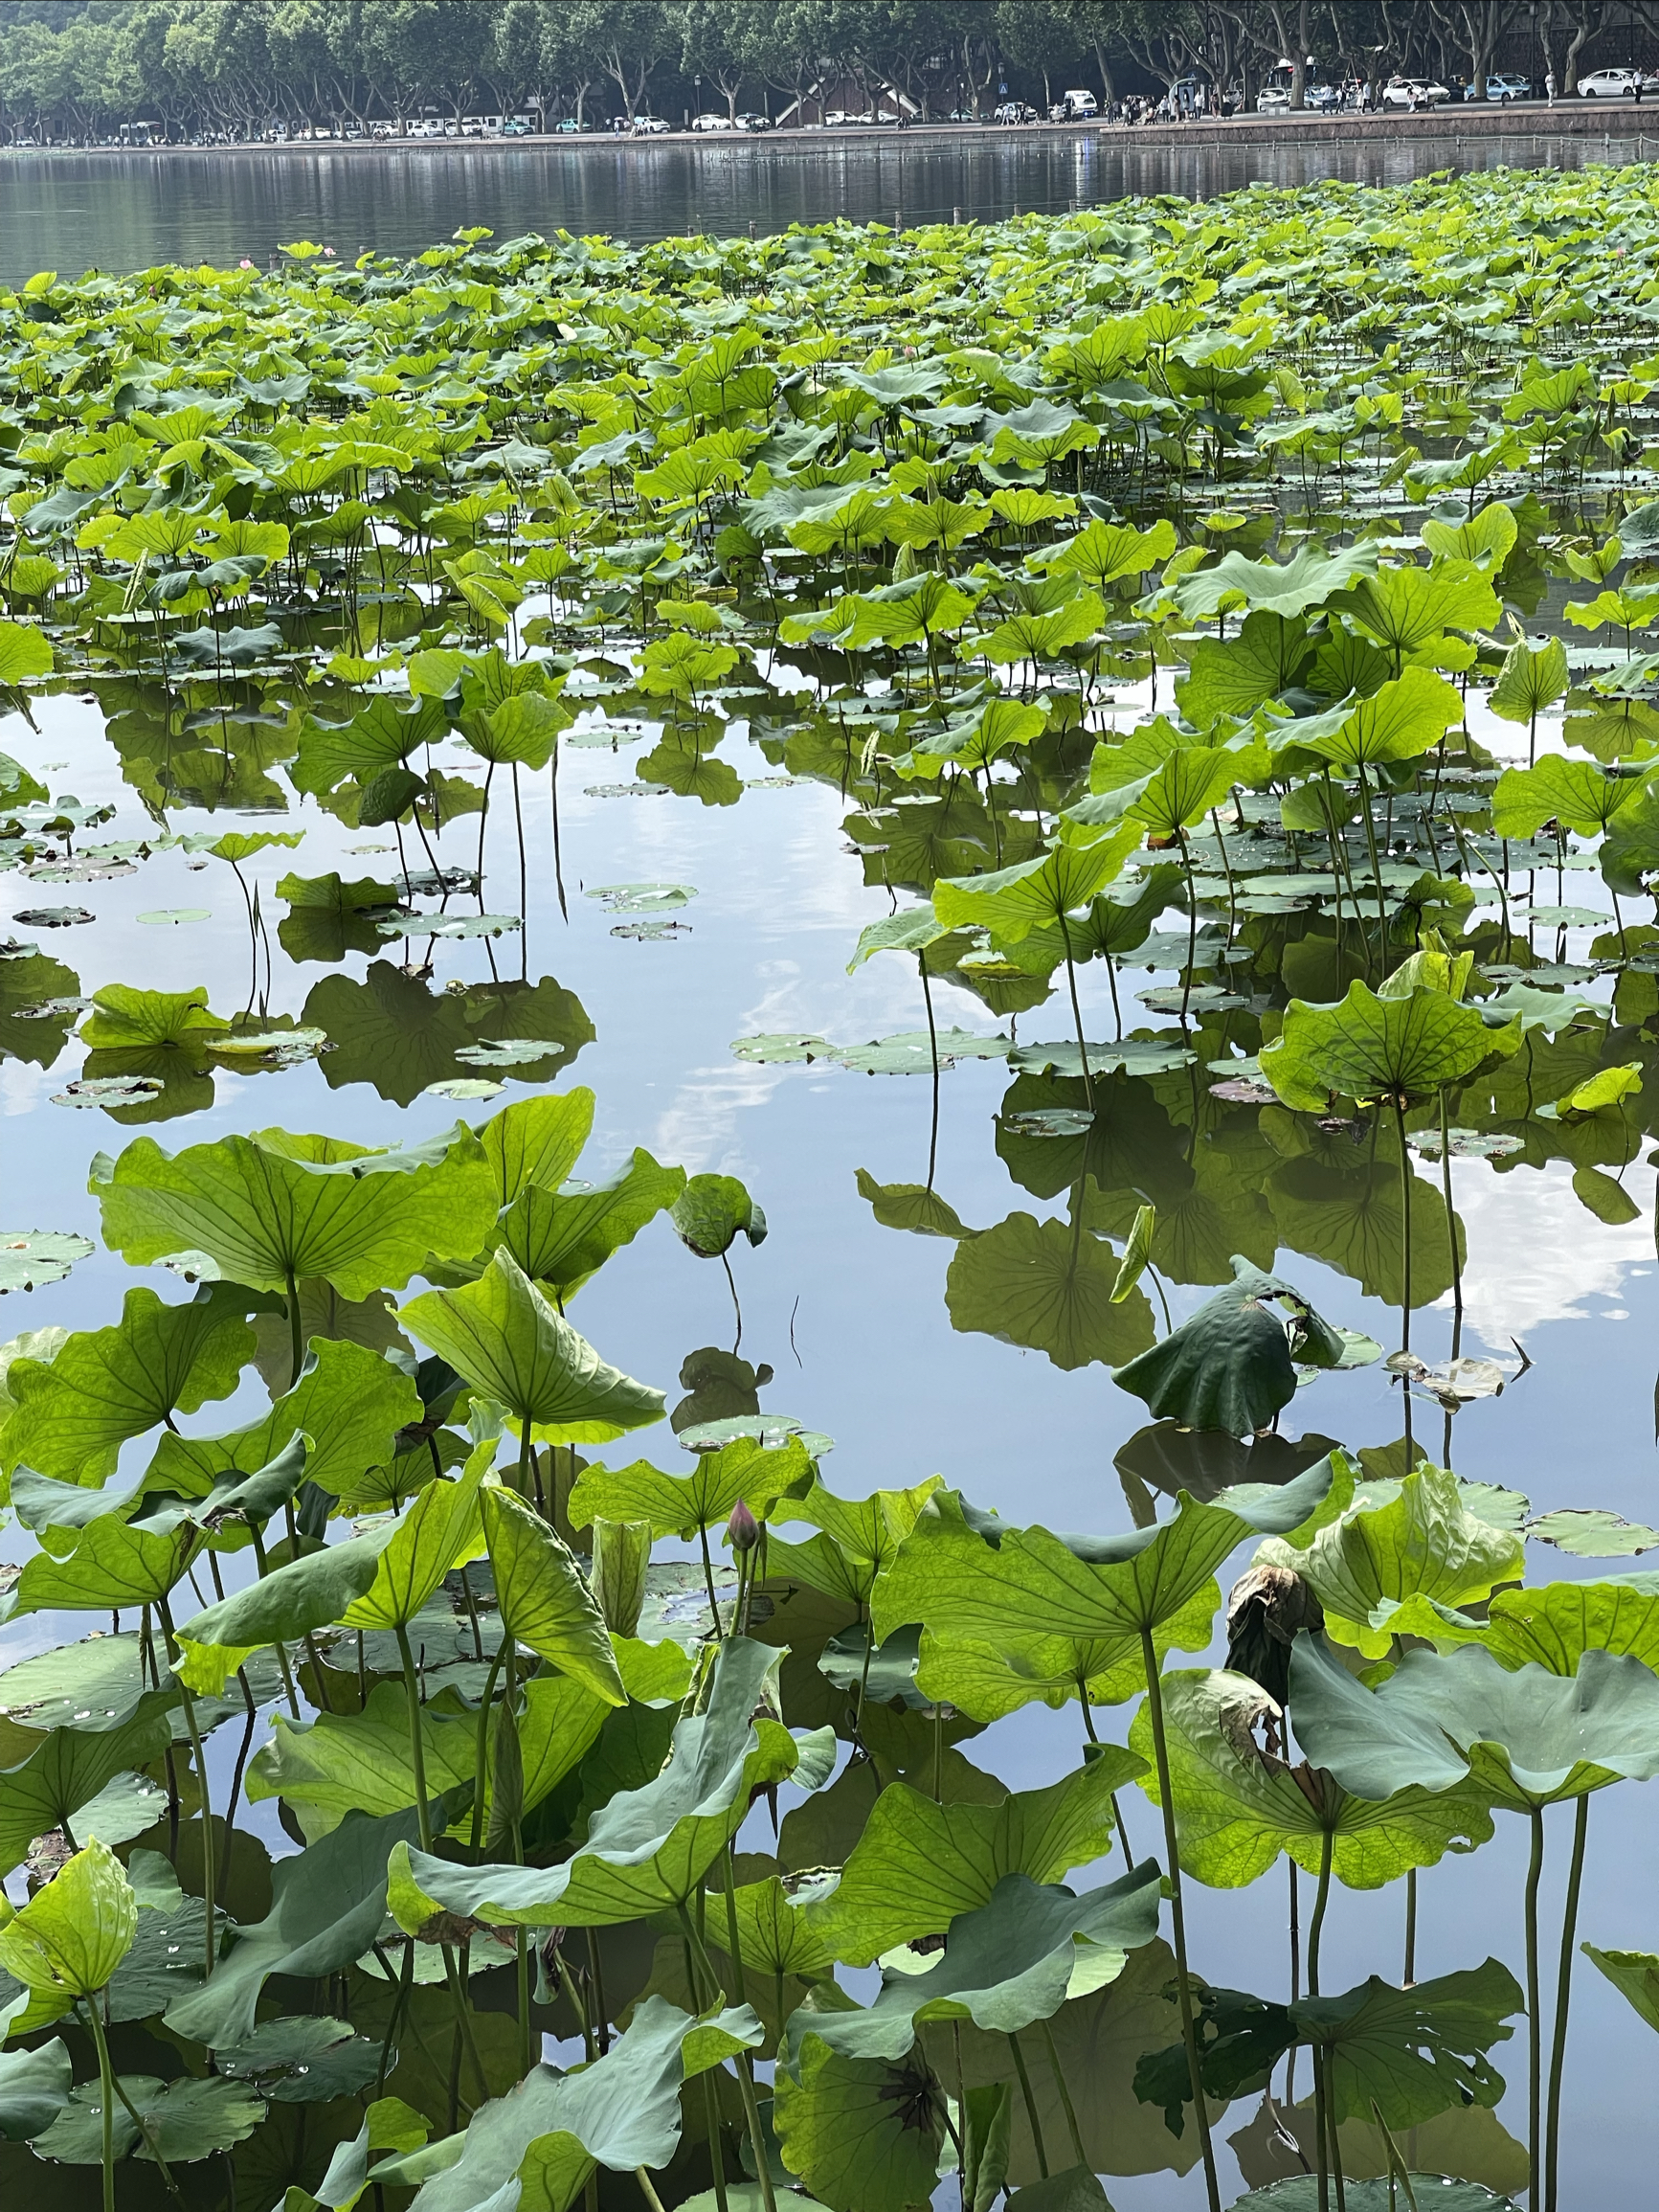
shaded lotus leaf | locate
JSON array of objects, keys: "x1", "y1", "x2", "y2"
[
  {"x1": 213, "y1": 2014, "x2": 384, "y2": 2103},
  {"x1": 773, "y1": 2035, "x2": 946, "y2": 2212},
  {"x1": 1583, "y1": 1943, "x2": 1659, "y2": 2035},
  {"x1": 1261, "y1": 981, "x2": 1521, "y2": 1112},
  {"x1": 32, "y1": 2071, "x2": 265, "y2": 2164},
  {"x1": 854, "y1": 1170, "x2": 971, "y2": 1238},
  {"x1": 1130, "y1": 1666, "x2": 1492, "y2": 1891},
  {"x1": 669, "y1": 1173, "x2": 766, "y2": 1259},
  {"x1": 276, "y1": 871, "x2": 404, "y2": 963},
  {"x1": 0, "y1": 1697, "x2": 176, "y2": 1877},
  {"x1": 1007, "y1": 1038, "x2": 1196, "y2": 1078},
  {"x1": 787, "y1": 1864, "x2": 1162, "y2": 2065},
  {"x1": 1112, "y1": 1257, "x2": 1352, "y2": 1435},
  {"x1": 402, "y1": 1251, "x2": 664, "y2": 1448},
  {"x1": 0, "y1": 2038, "x2": 70, "y2": 2141},
  {"x1": 803, "y1": 1757, "x2": 1143, "y2": 1967},
  {"x1": 92, "y1": 1122, "x2": 498, "y2": 1301},
  {"x1": 171, "y1": 1527, "x2": 397, "y2": 1695},
  {"x1": 304, "y1": 965, "x2": 593, "y2": 1107},
  {"x1": 1294, "y1": 1957, "x2": 1522, "y2": 2128},
  {"x1": 1232, "y1": 2184, "x2": 1517, "y2": 2212},
  {"x1": 1288, "y1": 1635, "x2": 1659, "y2": 1810},
  {"x1": 1257, "y1": 1462, "x2": 1523, "y2": 1659},
  {"x1": 387, "y1": 1639, "x2": 820, "y2": 1931},
  {"x1": 945, "y1": 1210, "x2": 1155, "y2": 1372},
  {"x1": 570, "y1": 1433, "x2": 811, "y2": 1541},
  {"x1": 495, "y1": 1149, "x2": 684, "y2": 1298},
  {"x1": 1114, "y1": 1424, "x2": 1342, "y2": 1510}
]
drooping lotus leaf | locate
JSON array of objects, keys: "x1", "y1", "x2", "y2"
[
  {"x1": 1256, "y1": 1461, "x2": 1524, "y2": 1659},
  {"x1": 0, "y1": 1837, "x2": 137, "y2": 2028},
  {"x1": 773, "y1": 2034, "x2": 947, "y2": 2212},
  {"x1": 164, "y1": 1805, "x2": 426, "y2": 2047},
  {"x1": 0, "y1": 2037, "x2": 70, "y2": 2141},
  {"x1": 339, "y1": 1438, "x2": 494, "y2": 1634},
  {"x1": 1129, "y1": 1667, "x2": 1492, "y2": 1891},
  {"x1": 481, "y1": 1483, "x2": 625, "y2": 1705},
  {"x1": 401, "y1": 1251, "x2": 664, "y2": 1448},
  {"x1": 1260, "y1": 981, "x2": 1522, "y2": 1112},
  {"x1": 387, "y1": 1639, "x2": 819, "y2": 1930},
  {"x1": 668, "y1": 1172, "x2": 767, "y2": 1259},
  {"x1": 568, "y1": 1433, "x2": 813, "y2": 1540},
  {"x1": 0, "y1": 1283, "x2": 257, "y2": 1485},
  {"x1": 1171, "y1": 541, "x2": 1379, "y2": 621},
  {"x1": 1288, "y1": 1635, "x2": 1659, "y2": 1810},
  {"x1": 1582, "y1": 1944, "x2": 1659, "y2": 2036},
  {"x1": 494, "y1": 1149, "x2": 684, "y2": 1298},
  {"x1": 933, "y1": 829, "x2": 1140, "y2": 943},
  {"x1": 478, "y1": 1091, "x2": 596, "y2": 1208},
  {"x1": 0, "y1": 1693, "x2": 179, "y2": 1875},
  {"x1": 1111, "y1": 1256, "x2": 1356, "y2": 1436},
  {"x1": 0, "y1": 1512, "x2": 199, "y2": 1622},
  {"x1": 171, "y1": 1528, "x2": 398, "y2": 1696},
  {"x1": 786, "y1": 1864, "x2": 1162, "y2": 2065},
  {"x1": 803, "y1": 1757, "x2": 1143, "y2": 1966},
  {"x1": 91, "y1": 1123, "x2": 499, "y2": 1300}
]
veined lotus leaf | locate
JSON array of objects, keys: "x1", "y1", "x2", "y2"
[
  {"x1": 144, "y1": 1336, "x2": 421, "y2": 1504},
  {"x1": 870, "y1": 1469, "x2": 1334, "y2": 1705},
  {"x1": 478, "y1": 1091, "x2": 596, "y2": 1208},
  {"x1": 772, "y1": 1475, "x2": 945, "y2": 1581},
  {"x1": 1289, "y1": 1635, "x2": 1659, "y2": 1809},
  {"x1": 79, "y1": 983, "x2": 230, "y2": 1050},
  {"x1": 213, "y1": 2013, "x2": 384, "y2": 2105},
  {"x1": 668, "y1": 1173, "x2": 766, "y2": 1260},
  {"x1": 340, "y1": 1436, "x2": 494, "y2": 1633},
  {"x1": 0, "y1": 1691, "x2": 177, "y2": 1876},
  {"x1": 1412, "y1": 1575, "x2": 1659, "y2": 1675},
  {"x1": 0, "y1": 1837, "x2": 137, "y2": 2030},
  {"x1": 1488, "y1": 633, "x2": 1569, "y2": 725},
  {"x1": 786, "y1": 1864, "x2": 1162, "y2": 2065},
  {"x1": 1330, "y1": 558, "x2": 1502, "y2": 662},
  {"x1": 1281, "y1": 666, "x2": 1464, "y2": 770},
  {"x1": 495, "y1": 1150, "x2": 685, "y2": 1298},
  {"x1": 569, "y1": 1433, "x2": 812, "y2": 1540},
  {"x1": 1491, "y1": 756, "x2": 1645, "y2": 839},
  {"x1": 463, "y1": 688, "x2": 571, "y2": 771},
  {"x1": 1132, "y1": 1977, "x2": 1295, "y2": 2136},
  {"x1": 934, "y1": 832, "x2": 1139, "y2": 943},
  {"x1": 773, "y1": 2034, "x2": 947, "y2": 2212},
  {"x1": 385, "y1": 1996, "x2": 762, "y2": 2212},
  {"x1": 386, "y1": 1638, "x2": 815, "y2": 1930},
  {"x1": 401, "y1": 1252, "x2": 664, "y2": 1449},
  {"x1": 91, "y1": 1123, "x2": 499, "y2": 1301},
  {"x1": 164, "y1": 1805, "x2": 425, "y2": 2047},
  {"x1": 481, "y1": 1484, "x2": 624, "y2": 1704},
  {"x1": 1293, "y1": 1957, "x2": 1522, "y2": 2128},
  {"x1": 1260, "y1": 981, "x2": 1522, "y2": 1112},
  {"x1": 1128, "y1": 1667, "x2": 1492, "y2": 1891},
  {"x1": 1, "y1": 1512, "x2": 199, "y2": 1621},
  {"x1": 248, "y1": 1673, "x2": 609, "y2": 1843},
  {"x1": 804, "y1": 1757, "x2": 1144, "y2": 1966},
  {"x1": 172, "y1": 1528, "x2": 398, "y2": 1696},
  {"x1": 1171, "y1": 542, "x2": 1379, "y2": 621},
  {"x1": 912, "y1": 1602, "x2": 1220, "y2": 1719},
  {"x1": 1583, "y1": 1945, "x2": 1659, "y2": 2036},
  {"x1": 1111, "y1": 1256, "x2": 1354, "y2": 1436},
  {"x1": 1175, "y1": 612, "x2": 1316, "y2": 728},
  {"x1": 32, "y1": 2070, "x2": 267, "y2": 2163},
  {"x1": 1256, "y1": 1463, "x2": 1523, "y2": 1659},
  {"x1": 944, "y1": 1210, "x2": 1156, "y2": 1372},
  {"x1": 1125, "y1": 747, "x2": 1244, "y2": 840},
  {"x1": 0, "y1": 1283, "x2": 257, "y2": 1485}
]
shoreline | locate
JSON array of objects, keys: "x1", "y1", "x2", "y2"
[{"x1": 3, "y1": 104, "x2": 1656, "y2": 161}]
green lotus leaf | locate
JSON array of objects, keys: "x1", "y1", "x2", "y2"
[
  {"x1": 2, "y1": 1511, "x2": 199, "y2": 1621},
  {"x1": 172, "y1": 1528, "x2": 397, "y2": 1696},
  {"x1": 804, "y1": 1757, "x2": 1144, "y2": 1966},
  {"x1": 1293, "y1": 1957, "x2": 1522, "y2": 2128},
  {"x1": 1429, "y1": 1576, "x2": 1659, "y2": 1674},
  {"x1": 1289, "y1": 1635, "x2": 1659, "y2": 1809},
  {"x1": 387, "y1": 1638, "x2": 815, "y2": 1930},
  {"x1": 482, "y1": 1482, "x2": 625, "y2": 1704},
  {"x1": 1330, "y1": 557, "x2": 1502, "y2": 662},
  {"x1": 773, "y1": 2034, "x2": 946, "y2": 2212},
  {"x1": 569, "y1": 1433, "x2": 812, "y2": 1541},
  {"x1": 911, "y1": 1596, "x2": 1220, "y2": 1721},
  {"x1": 1129, "y1": 1667, "x2": 1492, "y2": 1890},
  {"x1": 213, "y1": 2014, "x2": 384, "y2": 2104},
  {"x1": 0, "y1": 1689, "x2": 177, "y2": 1875},
  {"x1": 496, "y1": 1149, "x2": 684, "y2": 1298},
  {"x1": 788, "y1": 1864, "x2": 1162, "y2": 2065},
  {"x1": 0, "y1": 1283, "x2": 257, "y2": 1485},
  {"x1": 668, "y1": 1172, "x2": 766, "y2": 1260},
  {"x1": 1175, "y1": 611, "x2": 1315, "y2": 727},
  {"x1": 164, "y1": 1806, "x2": 424, "y2": 2048},
  {"x1": 1256, "y1": 1462, "x2": 1523, "y2": 1659},
  {"x1": 1583, "y1": 1944, "x2": 1659, "y2": 2036},
  {"x1": 1171, "y1": 541, "x2": 1379, "y2": 621},
  {"x1": 1260, "y1": 981, "x2": 1522, "y2": 1112},
  {"x1": 1111, "y1": 1256, "x2": 1351, "y2": 1436},
  {"x1": 0, "y1": 2037, "x2": 70, "y2": 2140},
  {"x1": 871, "y1": 1469, "x2": 1333, "y2": 1701},
  {"x1": 1233, "y1": 2183, "x2": 1517, "y2": 2212},
  {"x1": 91, "y1": 1123, "x2": 499, "y2": 1301},
  {"x1": 463, "y1": 688, "x2": 572, "y2": 771},
  {"x1": 277, "y1": 872, "x2": 405, "y2": 964},
  {"x1": 934, "y1": 832, "x2": 1139, "y2": 944},
  {"x1": 1491, "y1": 756, "x2": 1644, "y2": 839},
  {"x1": 145, "y1": 1335, "x2": 421, "y2": 1504},
  {"x1": 304, "y1": 967, "x2": 593, "y2": 1107},
  {"x1": 339, "y1": 1436, "x2": 494, "y2": 1633},
  {"x1": 1282, "y1": 666, "x2": 1464, "y2": 770},
  {"x1": 944, "y1": 1210, "x2": 1155, "y2": 1372},
  {"x1": 32, "y1": 2070, "x2": 265, "y2": 2164},
  {"x1": 377, "y1": 1995, "x2": 761, "y2": 2212},
  {"x1": 1488, "y1": 633, "x2": 1569, "y2": 725},
  {"x1": 0, "y1": 1837, "x2": 137, "y2": 2021},
  {"x1": 401, "y1": 1251, "x2": 664, "y2": 1449}
]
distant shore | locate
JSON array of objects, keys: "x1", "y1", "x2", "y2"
[{"x1": 5, "y1": 102, "x2": 1657, "y2": 161}]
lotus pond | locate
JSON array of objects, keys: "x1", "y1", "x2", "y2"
[{"x1": 9, "y1": 164, "x2": 1659, "y2": 2212}]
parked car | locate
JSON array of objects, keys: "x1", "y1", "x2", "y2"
[
  {"x1": 501, "y1": 118, "x2": 532, "y2": 136},
  {"x1": 1256, "y1": 85, "x2": 1291, "y2": 112},
  {"x1": 1380, "y1": 77, "x2": 1450, "y2": 106},
  {"x1": 735, "y1": 112, "x2": 772, "y2": 132},
  {"x1": 552, "y1": 117, "x2": 593, "y2": 133},
  {"x1": 1579, "y1": 67, "x2": 1659, "y2": 97},
  {"x1": 690, "y1": 113, "x2": 733, "y2": 133},
  {"x1": 1061, "y1": 88, "x2": 1098, "y2": 118},
  {"x1": 1466, "y1": 73, "x2": 1533, "y2": 102},
  {"x1": 631, "y1": 115, "x2": 671, "y2": 135}
]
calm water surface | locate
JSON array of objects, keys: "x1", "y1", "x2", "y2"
[{"x1": 1, "y1": 136, "x2": 1655, "y2": 2206}]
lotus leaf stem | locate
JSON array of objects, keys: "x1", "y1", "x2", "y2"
[
  {"x1": 1005, "y1": 2028, "x2": 1049, "y2": 2179},
  {"x1": 1525, "y1": 1803, "x2": 1546, "y2": 2201},
  {"x1": 156, "y1": 1593, "x2": 214, "y2": 1979},
  {"x1": 1544, "y1": 1794, "x2": 1591, "y2": 2212},
  {"x1": 1038, "y1": 2017, "x2": 1088, "y2": 2169}
]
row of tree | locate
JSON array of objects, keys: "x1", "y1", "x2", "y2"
[{"x1": 0, "y1": 2, "x2": 1648, "y2": 141}]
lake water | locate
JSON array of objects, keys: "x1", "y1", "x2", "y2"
[
  {"x1": 2, "y1": 136, "x2": 1656, "y2": 2208},
  {"x1": 0, "y1": 127, "x2": 1643, "y2": 281}
]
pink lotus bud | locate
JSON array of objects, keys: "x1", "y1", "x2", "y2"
[{"x1": 728, "y1": 1499, "x2": 759, "y2": 1552}]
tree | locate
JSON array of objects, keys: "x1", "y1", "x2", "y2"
[{"x1": 565, "y1": 0, "x2": 670, "y2": 122}]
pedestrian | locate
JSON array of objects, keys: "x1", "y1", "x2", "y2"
[
  {"x1": 1546, "y1": 69, "x2": 1556, "y2": 105},
  {"x1": 1638, "y1": 78, "x2": 1646, "y2": 106}
]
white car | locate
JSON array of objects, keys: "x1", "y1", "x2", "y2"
[
  {"x1": 1256, "y1": 86, "x2": 1290, "y2": 112},
  {"x1": 1380, "y1": 77, "x2": 1450, "y2": 107},
  {"x1": 1467, "y1": 73, "x2": 1532, "y2": 102},
  {"x1": 631, "y1": 115, "x2": 671, "y2": 135},
  {"x1": 1061, "y1": 89, "x2": 1098, "y2": 119},
  {"x1": 690, "y1": 113, "x2": 732, "y2": 133},
  {"x1": 1579, "y1": 68, "x2": 1659, "y2": 97}
]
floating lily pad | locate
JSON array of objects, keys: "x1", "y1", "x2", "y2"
[
  {"x1": 584, "y1": 780, "x2": 670, "y2": 797},
  {"x1": 137, "y1": 909, "x2": 212, "y2": 925},
  {"x1": 13, "y1": 906, "x2": 94, "y2": 927},
  {"x1": 0, "y1": 937, "x2": 39, "y2": 959},
  {"x1": 612, "y1": 919, "x2": 692, "y2": 940},
  {"x1": 731, "y1": 1033, "x2": 832, "y2": 1065},
  {"x1": 422, "y1": 1077, "x2": 504, "y2": 1100},
  {"x1": 1513, "y1": 905, "x2": 1606, "y2": 929},
  {"x1": 588, "y1": 882, "x2": 698, "y2": 913},
  {"x1": 830, "y1": 1027, "x2": 1008, "y2": 1076},
  {"x1": 1139, "y1": 985, "x2": 1248, "y2": 1016},
  {"x1": 23, "y1": 857, "x2": 136, "y2": 883},
  {"x1": 385, "y1": 913, "x2": 522, "y2": 938},
  {"x1": 999, "y1": 1107, "x2": 1096, "y2": 1139},
  {"x1": 1210, "y1": 1076, "x2": 1279, "y2": 1105},
  {"x1": 1408, "y1": 1127, "x2": 1526, "y2": 1160},
  {"x1": 398, "y1": 867, "x2": 477, "y2": 897},
  {"x1": 1482, "y1": 962, "x2": 1596, "y2": 986},
  {"x1": 208, "y1": 1028, "x2": 327, "y2": 1066},
  {"x1": 51, "y1": 1075, "x2": 166, "y2": 1108},
  {"x1": 745, "y1": 775, "x2": 803, "y2": 788},
  {"x1": 453, "y1": 1038, "x2": 569, "y2": 1068},
  {"x1": 1386, "y1": 1351, "x2": 1513, "y2": 1405},
  {"x1": 1010, "y1": 1038, "x2": 1197, "y2": 1078},
  {"x1": 16, "y1": 995, "x2": 90, "y2": 1021},
  {"x1": 0, "y1": 1229, "x2": 95, "y2": 1293}
]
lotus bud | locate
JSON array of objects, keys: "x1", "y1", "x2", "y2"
[{"x1": 728, "y1": 1499, "x2": 760, "y2": 1553}]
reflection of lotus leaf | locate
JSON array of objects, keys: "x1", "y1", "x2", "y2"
[
  {"x1": 946, "y1": 1210, "x2": 1155, "y2": 1371},
  {"x1": 303, "y1": 963, "x2": 592, "y2": 1106}
]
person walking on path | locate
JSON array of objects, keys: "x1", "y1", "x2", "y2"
[{"x1": 1546, "y1": 69, "x2": 1557, "y2": 105}]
